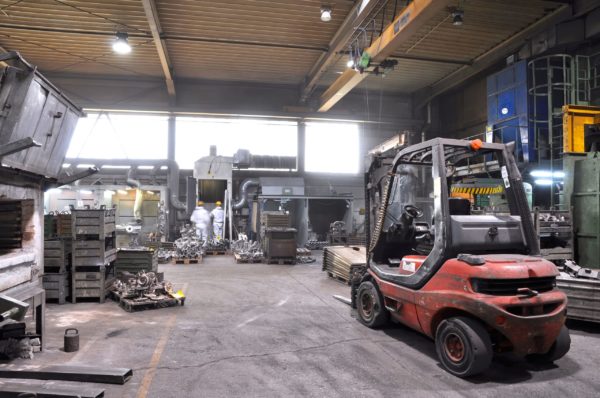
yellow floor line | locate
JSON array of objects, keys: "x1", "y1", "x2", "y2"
[{"x1": 136, "y1": 282, "x2": 188, "y2": 398}]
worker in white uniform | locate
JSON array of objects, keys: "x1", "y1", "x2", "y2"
[
  {"x1": 211, "y1": 200, "x2": 225, "y2": 241},
  {"x1": 190, "y1": 200, "x2": 210, "y2": 244}
]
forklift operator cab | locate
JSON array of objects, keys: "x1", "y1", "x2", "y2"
[
  {"x1": 370, "y1": 139, "x2": 531, "y2": 280},
  {"x1": 359, "y1": 138, "x2": 569, "y2": 378}
]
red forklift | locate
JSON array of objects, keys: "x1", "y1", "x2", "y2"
[{"x1": 356, "y1": 137, "x2": 570, "y2": 377}]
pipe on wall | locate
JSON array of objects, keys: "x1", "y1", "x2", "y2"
[
  {"x1": 233, "y1": 178, "x2": 260, "y2": 210},
  {"x1": 126, "y1": 169, "x2": 141, "y2": 189},
  {"x1": 126, "y1": 169, "x2": 143, "y2": 221}
]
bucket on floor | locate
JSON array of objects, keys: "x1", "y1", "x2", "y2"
[{"x1": 64, "y1": 328, "x2": 79, "y2": 352}]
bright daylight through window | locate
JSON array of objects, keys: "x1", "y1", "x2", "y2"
[
  {"x1": 176, "y1": 118, "x2": 298, "y2": 169},
  {"x1": 66, "y1": 112, "x2": 168, "y2": 159},
  {"x1": 305, "y1": 122, "x2": 360, "y2": 174}
]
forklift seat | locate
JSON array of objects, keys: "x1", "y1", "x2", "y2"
[{"x1": 449, "y1": 197, "x2": 471, "y2": 215}]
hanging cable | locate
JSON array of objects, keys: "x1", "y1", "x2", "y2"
[{"x1": 392, "y1": 0, "x2": 399, "y2": 20}]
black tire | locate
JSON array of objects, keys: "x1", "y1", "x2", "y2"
[
  {"x1": 435, "y1": 316, "x2": 493, "y2": 378},
  {"x1": 527, "y1": 325, "x2": 571, "y2": 363},
  {"x1": 356, "y1": 281, "x2": 389, "y2": 328}
]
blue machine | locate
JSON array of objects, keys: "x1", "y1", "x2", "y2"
[{"x1": 487, "y1": 60, "x2": 536, "y2": 163}]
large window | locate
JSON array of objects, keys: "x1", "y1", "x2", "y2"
[
  {"x1": 66, "y1": 112, "x2": 169, "y2": 159},
  {"x1": 305, "y1": 122, "x2": 360, "y2": 174},
  {"x1": 176, "y1": 117, "x2": 297, "y2": 169}
]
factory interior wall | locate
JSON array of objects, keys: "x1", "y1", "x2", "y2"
[
  {"x1": 434, "y1": 74, "x2": 490, "y2": 140},
  {"x1": 51, "y1": 74, "x2": 418, "y2": 235}
]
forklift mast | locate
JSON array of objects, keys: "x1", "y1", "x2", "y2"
[{"x1": 365, "y1": 138, "x2": 539, "y2": 290}]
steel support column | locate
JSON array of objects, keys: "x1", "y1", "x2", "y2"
[{"x1": 297, "y1": 121, "x2": 306, "y2": 173}]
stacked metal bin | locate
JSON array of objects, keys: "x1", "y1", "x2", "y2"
[
  {"x1": 260, "y1": 212, "x2": 297, "y2": 264},
  {"x1": 56, "y1": 214, "x2": 72, "y2": 239},
  {"x1": 263, "y1": 228, "x2": 297, "y2": 264},
  {"x1": 71, "y1": 207, "x2": 117, "y2": 303},
  {"x1": 42, "y1": 240, "x2": 72, "y2": 304},
  {"x1": 115, "y1": 248, "x2": 158, "y2": 275}
]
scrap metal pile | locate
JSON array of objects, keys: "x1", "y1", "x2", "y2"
[
  {"x1": 174, "y1": 225, "x2": 204, "y2": 258},
  {"x1": 112, "y1": 271, "x2": 184, "y2": 312},
  {"x1": 556, "y1": 260, "x2": 600, "y2": 323},
  {"x1": 231, "y1": 239, "x2": 263, "y2": 262},
  {"x1": 296, "y1": 248, "x2": 316, "y2": 264},
  {"x1": 205, "y1": 239, "x2": 229, "y2": 252},
  {"x1": 305, "y1": 240, "x2": 328, "y2": 250},
  {"x1": 322, "y1": 246, "x2": 366, "y2": 284}
]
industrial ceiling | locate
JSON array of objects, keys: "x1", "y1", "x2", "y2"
[{"x1": 0, "y1": 0, "x2": 567, "y2": 104}]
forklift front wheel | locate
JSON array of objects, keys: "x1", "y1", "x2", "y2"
[
  {"x1": 435, "y1": 316, "x2": 493, "y2": 378},
  {"x1": 356, "y1": 281, "x2": 389, "y2": 328},
  {"x1": 526, "y1": 325, "x2": 571, "y2": 364}
]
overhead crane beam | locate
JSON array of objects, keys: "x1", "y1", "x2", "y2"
[
  {"x1": 318, "y1": 0, "x2": 452, "y2": 112},
  {"x1": 141, "y1": 0, "x2": 176, "y2": 101},
  {"x1": 300, "y1": 0, "x2": 383, "y2": 103}
]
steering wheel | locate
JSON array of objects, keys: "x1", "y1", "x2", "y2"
[{"x1": 404, "y1": 205, "x2": 424, "y2": 219}]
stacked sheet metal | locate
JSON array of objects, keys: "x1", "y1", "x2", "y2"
[{"x1": 322, "y1": 246, "x2": 366, "y2": 284}]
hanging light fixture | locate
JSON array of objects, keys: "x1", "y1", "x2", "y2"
[
  {"x1": 451, "y1": 8, "x2": 464, "y2": 26},
  {"x1": 320, "y1": 5, "x2": 332, "y2": 22},
  {"x1": 113, "y1": 32, "x2": 132, "y2": 54}
]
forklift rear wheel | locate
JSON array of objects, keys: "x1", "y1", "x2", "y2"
[
  {"x1": 435, "y1": 316, "x2": 493, "y2": 378},
  {"x1": 356, "y1": 281, "x2": 389, "y2": 328},
  {"x1": 527, "y1": 325, "x2": 571, "y2": 363}
]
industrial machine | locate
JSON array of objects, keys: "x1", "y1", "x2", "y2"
[
  {"x1": 355, "y1": 138, "x2": 570, "y2": 377},
  {"x1": 558, "y1": 104, "x2": 600, "y2": 322}
]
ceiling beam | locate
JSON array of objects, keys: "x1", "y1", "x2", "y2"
[
  {"x1": 299, "y1": 0, "x2": 384, "y2": 102},
  {"x1": 413, "y1": 3, "x2": 572, "y2": 110},
  {"x1": 318, "y1": 0, "x2": 453, "y2": 112},
  {"x1": 0, "y1": 24, "x2": 327, "y2": 52},
  {"x1": 141, "y1": 0, "x2": 174, "y2": 99}
]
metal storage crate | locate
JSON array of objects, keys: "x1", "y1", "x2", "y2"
[
  {"x1": 557, "y1": 274, "x2": 600, "y2": 323},
  {"x1": 44, "y1": 239, "x2": 72, "y2": 273},
  {"x1": 0, "y1": 51, "x2": 84, "y2": 179},
  {"x1": 261, "y1": 212, "x2": 291, "y2": 229},
  {"x1": 56, "y1": 214, "x2": 72, "y2": 238},
  {"x1": 72, "y1": 265, "x2": 114, "y2": 303},
  {"x1": 72, "y1": 240, "x2": 117, "y2": 267},
  {"x1": 43, "y1": 272, "x2": 70, "y2": 304},
  {"x1": 44, "y1": 215, "x2": 56, "y2": 240},
  {"x1": 115, "y1": 248, "x2": 158, "y2": 274},
  {"x1": 264, "y1": 228, "x2": 297, "y2": 263},
  {"x1": 71, "y1": 208, "x2": 116, "y2": 240}
]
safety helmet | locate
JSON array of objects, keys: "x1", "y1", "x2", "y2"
[
  {"x1": 197, "y1": 200, "x2": 204, "y2": 206},
  {"x1": 216, "y1": 201, "x2": 222, "y2": 206}
]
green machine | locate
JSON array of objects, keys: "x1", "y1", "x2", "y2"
[
  {"x1": 557, "y1": 105, "x2": 600, "y2": 323},
  {"x1": 563, "y1": 153, "x2": 600, "y2": 268}
]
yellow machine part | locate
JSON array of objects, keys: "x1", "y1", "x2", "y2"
[
  {"x1": 450, "y1": 186, "x2": 504, "y2": 195},
  {"x1": 562, "y1": 105, "x2": 600, "y2": 153}
]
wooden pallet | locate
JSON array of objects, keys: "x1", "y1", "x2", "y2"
[
  {"x1": 327, "y1": 271, "x2": 351, "y2": 285},
  {"x1": 233, "y1": 253, "x2": 263, "y2": 264},
  {"x1": 205, "y1": 250, "x2": 227, "y2": 256},
  {"x1": 174, "y1": 257, "x2": 202, "y2": 264}
]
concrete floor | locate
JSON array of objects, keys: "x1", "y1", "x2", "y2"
[{"x1": 1, "y1": 253, "x2": 599, "y2": 397}]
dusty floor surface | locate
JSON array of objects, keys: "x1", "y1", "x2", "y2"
[{"x1": 1, "y1": 253, "x2": 599, "y2": 397}]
